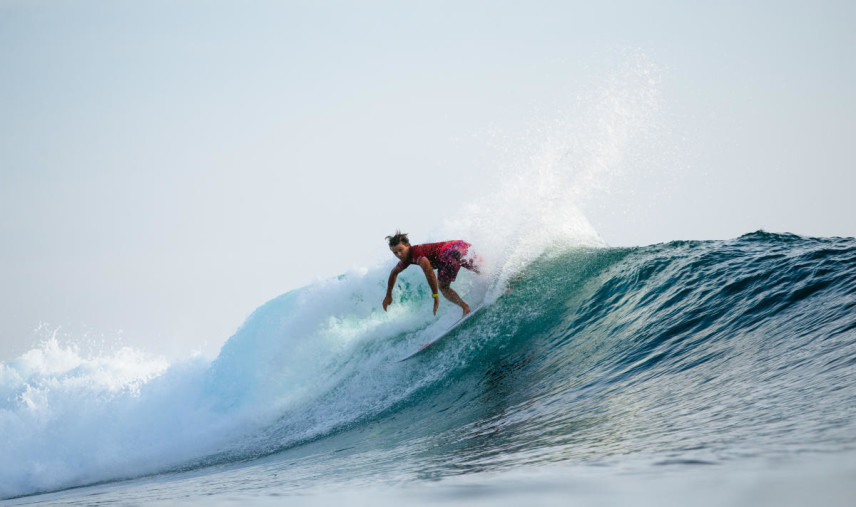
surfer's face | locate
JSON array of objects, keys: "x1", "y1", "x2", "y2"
[{"x1": 390, "y1": 242, "x2": 410, "y2": 261}]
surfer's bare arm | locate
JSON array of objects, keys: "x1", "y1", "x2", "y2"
[
  {"x1": 383, "y1": 265, "x2": 405, "y2": 311},
  {"x1": 419, "y1": 258, "x2": 441, "y2": 316}
]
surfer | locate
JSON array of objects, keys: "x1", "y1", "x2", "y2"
[{"x1": 382, "y1": 231, "x2": 480, "y2": 317}]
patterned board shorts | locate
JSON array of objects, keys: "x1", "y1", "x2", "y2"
[{"x1": 437, "y1": 241, "x2": 480, "y2": 283}]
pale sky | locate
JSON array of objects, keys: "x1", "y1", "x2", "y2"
[{"x1": 2, "y1": 0, "x2": 854, "y2": 361}]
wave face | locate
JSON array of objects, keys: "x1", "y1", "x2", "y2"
[{"x1": 2, "y1": 231, "x2": 856, "y2": 499}]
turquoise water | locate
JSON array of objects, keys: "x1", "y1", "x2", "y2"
[{"x1": 3, "y1": 231, "x2": 856, "y2": 505}]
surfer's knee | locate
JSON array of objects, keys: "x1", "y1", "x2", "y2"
[{"x1": 440, "y1": 286, "x2": 457, "y2": 300}]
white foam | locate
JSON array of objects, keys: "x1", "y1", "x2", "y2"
[{"x1": 439, "y1": 52, "x2": 663, "y2": 301}]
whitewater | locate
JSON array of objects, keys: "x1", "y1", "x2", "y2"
[{"x1": 3, "y1": 61, "x2": 856, "y2": 506}]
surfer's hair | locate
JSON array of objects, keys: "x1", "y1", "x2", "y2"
[{"x1": 386, "y1": 230, "x2": 410, "y2": 247}]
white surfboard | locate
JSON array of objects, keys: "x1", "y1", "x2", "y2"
[{"x1": 398, "y1": 304, "x2": 486, "y2": 362}]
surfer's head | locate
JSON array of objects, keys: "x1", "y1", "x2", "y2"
[{"x1": 386, "y1": 230, "x2": 410, "y2": 261}]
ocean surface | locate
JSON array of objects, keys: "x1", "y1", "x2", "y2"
[{"x1": 2, "y1": 231, "x2": 856, "y2": 505}]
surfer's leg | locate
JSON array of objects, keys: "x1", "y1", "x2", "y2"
[
  {"x1": 439, "y1": 281, "x2": 471, "y2": 316},
  {"x1": 438, "y1": 246, "x2": 472, "y2": 316}
]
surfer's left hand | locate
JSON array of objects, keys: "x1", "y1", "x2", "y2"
[{"x1": 433, "y1": 297, "x2": 439, "y2": 315}]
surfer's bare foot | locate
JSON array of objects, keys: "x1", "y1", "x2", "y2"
[{"x1": 461, "y1": 304, "x2": 471, "y2": 317}]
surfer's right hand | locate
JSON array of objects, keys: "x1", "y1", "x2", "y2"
[
  {"x1": 433, "y1": 297, "x2": 439, "y2": 316},
  {"x1": 382, "y1": 295, "x2": 392, "y2": 311}
]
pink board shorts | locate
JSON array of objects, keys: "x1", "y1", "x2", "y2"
[{"x1": 437, "y1": 241, "x2": 479, "y2": 282}]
